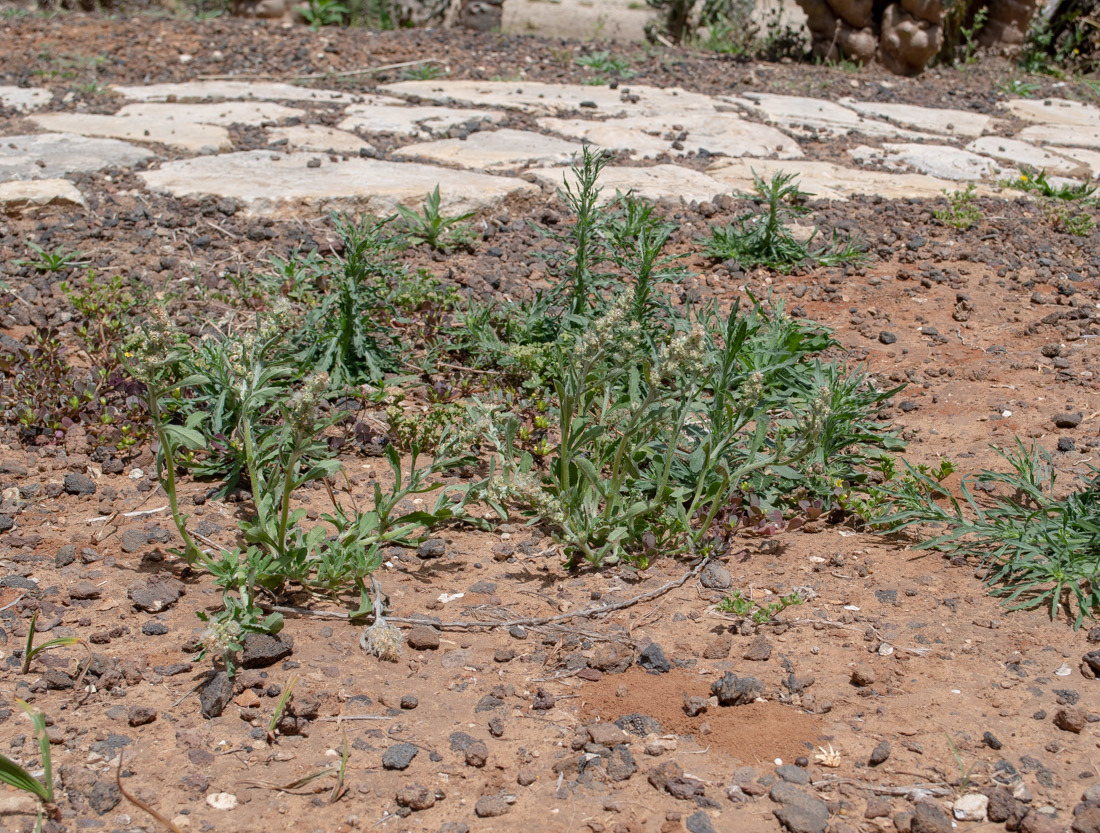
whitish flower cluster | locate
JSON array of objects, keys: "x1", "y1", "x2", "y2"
[
  {"x1": 258, "y1": 297, "x2": 294, "y2": 344},
  {"x1": 740, "y1": 371, "x2": 765, "y2": 408},
  {"x1": 202, "y1": 618, "x2": 242, "y2": 658},
  {"x1": 124, "y1": 306, "x2": 175, "y2": 379},
  {"x1": 577, "y1": 295, "x2": 643, "y2": 358},
  {"x1": 286, "y1": 372, "x2": 330, "y2": 436},
  {"x1": 802, "y1": 386, "x2": 833, "y2": 439},
  {"x1": 652, "y1": 328, "x2": 707, "y2": 387},
  {"x1": 363, "y1": 622, "x2": 402, "y2": 662},
  {"x1": 486, "y1": 471, "x2": 566, "y2": 529}
]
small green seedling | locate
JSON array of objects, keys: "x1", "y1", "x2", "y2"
[
  {"x1": 16, "y1": 241, "x2": 89, "y2": 273},
  {"x1": 946, "y1": 733, "x2": 976, "y2": 794},
  {"x1": 330, "y1": 734, "x2": 349, "y2": 804},
  {"x1": 934, "y1": 185, "x2": 982, "y2": 230},
  {"x1": 717, "y1": 589, "x2": 804, "y2": 624},
  {"x1": 23, "y1": 610, "x2": 83, "y2": 674},
  {"x1": 267, "y1": 674, "x2": 298, "y2": 742},
  {"x1": 396, "y1": 186, "x2": 474, "y2": 251},
  {"x1": 1005, "y1": 167, "x2": 1098, "y2": 201},
  {"x1": 0, "y1": 701, "x2": 56, "y2": 829}
]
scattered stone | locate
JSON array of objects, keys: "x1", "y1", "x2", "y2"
[
  {"x1": 699, "y1": 561, "x2": 731, "y2": 589},
  {"x1": 638, "y1": 642, "x2": 671, "y2": 674},
  {"x1": 68, "y1": 580, "x2": 102, "y2": 600},
  {"x1": 517, "y1": 768, "x2": 537, "y2": 786},
  {"x1": 648, "y1": 760, "x2": 705, "y2": 800},
  {"x1": 776, "y1": 765, "x2": 810, "y2": 785},
  {"x1": 711, "y1": 672, "x2": 763, "y2": 706},
  {"x1": 953, "y1": 793, "x2": 988, "y2": 822},
  {"x1": 982, "y1": 731, "x2": 1003, "y2": 750},
  {"x1": 683, "y1": 695, "x2": 708, "y2": 717},
  {"x1": 206, "y1": 792, "x2": 238, "y2": 811},
  {"x1": 128, "y1": 577, "x2": 185, "y2": 613},
  {"x1": 395, "y1": 784, "x2": 436, "y2": 811},
  {"x1": 1055, "y1": 707, "x2": 1087, "y2": 733},
  {"x1": 743, "y1": 635, "x2": 773, "y2": 662},
  {"x1": 407, "y1": 625, "x2": 441, "y2": 651},
  {"x1": 464, "y1": 740, "x2": 489, "y2": 768},
  {"x1": 869, "y1": 740, "x2": 891, "y2": 766},
  {"x1": 0, "y1": 179, "x2": 86, "y2": 213},
  {"x1": 417, "y1": 538, "x2": 446, "y2": 558},
  {"x1": 703, "y1": 633, "x2": 732, "y2": 659},
  {"x1": 986, "y1": 788, "x2": 1021, "y2": 824},
  {"x1": 88, "y1": 780, "x2": 121, "y2": 815},
  {"x1": 685, "y1": 811, "x2": 718, "y2": 833},
  {"x1": 770, "y1": 782, "x2": 830, "y2": 833},
  {"x1": 382, "y1": 743, "x2": 419, "y2": 770},
  {"x1": 127, "y1": 705, "x2": 157, "y2": 727},
  {"x1": 474, "y1": 795, "x2": 510, "y2": 818},
  {"x1": 1072, "y1": 803, "x2": 1100, "y2": 833},
  {"x1": 401, "y1": 695, "x2": 418, "y2": 710},
  {"x1": 1054, "y1": 412, "x2": 1083, "y2": 429},
  {"x1": 120, "y1": 529, "x2": 149, "y2": 553},
  {"x1": 588, "y1": 723, "x2": 630, "y2": 747},
  {"x1": 850, "y1": 664, "x2": 876, "y2": 687},
  {"x1": 911, "y1": 799, "x2": 953, "y2": 833},
  {"x1": 200, "y1": 672, "x2": 235, "y2": 719},
  {"x1": 865, "y1": 797, "x2": 893, "y2": 819},
  {"x1": 241, "y1": 633, "x2": 293, "y2": 668},
  {"x1": 532, "y1": 688, "x2": 556, "y2": 710},
  {"x1": 1021, "y1": 810, "x2": 1063, "y2": 833},
  {"x1": 63, "y1": 473, "x2": 97, "y2": 495}
]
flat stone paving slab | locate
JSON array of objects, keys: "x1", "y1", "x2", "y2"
[
  {"x1": 725, "y1": 93, "x2": 940, "y2": 140},
  {"x1": 0, "y1": 179, "x2": 86, "y2": 213},
  {"x1": 339, "y1": 103, "x2": 506, "y2": 137},
  {"x1": 380, "y1": 80, "x2": 718, "y2": 118},
  {"x1": 0, "y1": 133, "x2": 155, "y2": 180},
  {"x1": 1054, "y1": 146, "x2": 1100, "y2": 176},
  {"x1": 117, "y1": 101, "x2": 306, "y2": 127},
  {"x1": 850, "y1": 143, "x2": 1012, "y2": 181},
  {"x1": 540, "y1": 112, "x2": 802, "y2": 160},
  {"x1": 394, "y1": 128, "x2": 580, "y2": 170},
  {"x1": 30, "y1": 113, "x2": 230, "y2": 152},
  {"x1": 838, "y1": 98, "x2": 998, "y2": 139},
  {"x1": 1017, "y1": 124, "x2": 1100, "y2": 150},
  {"x1": 528, "y1": 163, "x2": 729, "y2": 205},
  {"x1": 0, "y1": 86, "x2": 52, "y2": 112},
  {"x1": 1003, "y1": 97, "x2": 1100, "y2": 127},
  {"x1": 110, "y1": 81, "x2": 362, "y2": 103},
  {"x1": 966, "y1": 136, "x2": 1089, "y2": 177},
  {"x1": 139, "y1": 151, "x2": 539, "y2": 217},
  {"x1": 266, "y1": 124, "x2": 374, "y2": 154},
  {"x1": 707, "y1": 157, "x2": 963, "y2": 201}
]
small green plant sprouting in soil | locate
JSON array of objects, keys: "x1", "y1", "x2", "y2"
[
  {"x1": 267, "y1": 674, "x2": 298, "y2": 742},
  {"x1": 945, "y1": 733, "x2": 977, "y2": 795},
  {"x1": 0, "y1": 701, "x2": 57, "y2": 826},
  {"x1": 448, "y1": 147, "x2": 902, "y2": 569},
  {"x1": 957, "y1": 5, "x2": 989, "y2": 66},
  {"x1": 700, "y1": 171, "x2": 865, "y2": 273},
  {"x1": 933, "y1": 184, "x2": 982, "y2": 230},
  {"x1": 877, "y1": 440, "x2": 1100, "y2": 628},
  {"x1": 15, "y1": 241, "x2": 89, "y2": 273},
  {"x1": 1046, "y1": 202, "x2": 1096, "y2": 236},
  {"x1": 1008, "y1": 167, "x2": 1098, "y2": 201},
  {"x1": 996, "y1": 78, "x2": 1041, "y2": 97},
  {"x1": 124, "y1": 306, "x2": 471, "y2": 673},
  {"x1": 716, "y1": 588, "x2": 804, "y2": 624},
  {"x1": 399, "y1": 62, "x2": 447, "y2": 81},
  {"x1": 22, "y1": 610, "x2": 84, "y2": 674},
  {"x1": 396, "y1": 186, "x2": 475, "y2": 251},
  {"x1": 301, "y1": 0, "x2": 349, "y2": 28},
  {"x1": 575, "y1": 50, "x2": 636, "y2": 84}
]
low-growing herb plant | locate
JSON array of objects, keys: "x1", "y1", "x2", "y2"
[
  {"x1": 0, "y1": 700, "x2": 57, "y2": 827},
  {"x1": 934, "y1": 184, "x2": 982, "y2": 230},
  {"x1": 700, "y1": 171, "x2": 865, "y2": 272},
  {"x1": 22, "y1": 610, "x2": 85, "y2": 675},
  {"x1": 15, "y1": 241, "x2": 89, "y2": 273},
  {"x1": 396, "y1": 186, "x2": 474, "y2": 251},
  {"x1": 1004, "y1": 166, "x2": 1098, "y2": 201},
  {"x1": 716, "y1": 588, "x2": 804, "y2": 623},
  {"x1": 877, "y1": 440, "x2": 1100, "y2": 628}
]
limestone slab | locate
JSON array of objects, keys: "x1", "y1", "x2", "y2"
[
  {"x1": 266, "y1": 124, "x2": 373, "y2": 154},
  {"x1": 965, "y1": 136, "x2": 1089, "y2": 177},
  {"x1": 0, "y1": 179, "x2": 86, "y2": 213},
  {"x1": 849, "y1": 143, "x2": 1011, "y2": 181},
  {"x1": 0, "y1": 86, "x2": 52, "y2": 112},
  {"x1": 339, "y1": 104, "x2": 505, "y2": 137},
  {"x1": 707, "y1": 158, "x2": 963, "y2": 201},
  {"x1": 1053, "y1": 146, "x2": 1100, "y2": 177},
  {"x1": 138, "y1": 151, "x2": 538, "y2": 217},
  {"x1": 1017, "y1": 124, "x2": 1100, "y2": 150},
  {"x1": 30, "y1": 113, "x2": 230, "y2": 152},
  {"x1": 117, "y1": 101, "x2": 306, "y2": 127},
  {"x1": 540, "y1": 112, "x2": 802, "y2": 160},
  {"x1": 110, "y1": 81, "x2": 369, "y2": 104},
  {"x1": 724, "y1": 93, "x2": 940, "y2": 140},
  {"x1": 838, "y1": 98, "x2": 997, "y2": 138},
  {"x1": 528, "y1": 163, "x2": 729, "y2": 205},
  {"x1": 379, "y1": 80, "x2": 719, "y2": 118},
  {"x1": 394, "y1": 128, "x2": 580, "y2": 170},
  {"x1": 1003, "y1": 97, "x2": 1100, "y2": 127},
  {"x1": 0, "y1": 133, "x2": 154, "y2": 180}
]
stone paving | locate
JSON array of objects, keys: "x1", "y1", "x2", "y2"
[{"x1": 2, "y1": 77, "x2": 1099, "y2": 216}]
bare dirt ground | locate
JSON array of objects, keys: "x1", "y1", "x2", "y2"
[{"x1": 2, "y1": 14, "x2": 1100, "y2": 833}]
